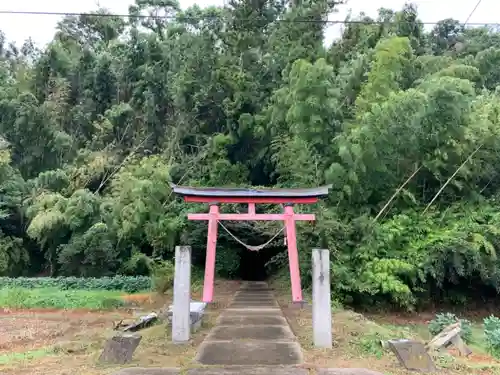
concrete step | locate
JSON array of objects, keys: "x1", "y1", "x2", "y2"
[
  {"x1": 234, "y1": 292, "x2": 275, "y2": 298},
  {"x1": 113, "y1": 367, "x2": 383, "y2": 375},
  {"x1": 231, "y1": 299, "x2": 278, "y2": 307},
  {"x1": 216, "y1": 315, "x2": 287, "y2": 326},
  {"x1": 187, "y1": 366, "x2": 308, "y2": 375},
  {"x1": 232, "y1": 300, "x2": 276, "y2": 305},
  {"x1": 241, "y1": 281, "x2": 268, "y2": 287},
  {"x1": 229, "y1": 301, "x2": 279, "y2": 308},
  {"x1": 207, "y1": 325, "x2": 295, "y2": 341},
  {"x1": 234, "y1": 294, "x2": 276, "y2": 300},
  {"x1": 239, "y1": 286, "x2": 273, "y2": 293},
  {"x1": 233, "y1": 296, "x2": 275, "y2": 301},
  {"x1": 223, "y1": 308, "x2": 282, "y2": 315},
  {"x1": 196, "y1": 340, "x2": 303, "y2": 365}
]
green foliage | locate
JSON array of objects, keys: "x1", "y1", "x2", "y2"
[
  {"x1": 120, "y1": 250, "x2": 153, "y2": 276},
  {"x1": 355, "y1": 333, "x2": 385, "y2": 359},
  {"x1": 0, "y1": 231, "x2": 28, "y2": 276},
  {"x1": 0, "y1": 287, "x2": 125, "y2": 309},
  {"x1": 151, "y1": 260, "x2": 175, "y2": 294},
  {"x1": 0, "y1": 349, "x2": 54, "y2": 366},
  {"x1": 353, "y1": 322, "x2": 418, "y2": 359},
  {"x1": 0, "y1": 276, "x2": 151, "y2": 293},
  {"x1": 2, "y1": 0, "x2": 500, "y2": 311},
  {"x1": 428, "y1": 313, "x2": 472, "y2": 344},
  {"x1": 215, "y1": 247, "x2": 241, "y2": 279},
  {"x1": 483, "y1": 315, "x2": 500, "y2": 358}
]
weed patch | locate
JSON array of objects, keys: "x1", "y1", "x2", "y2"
[
  {"x1": 0, "y1": 348, "x2": 55, "y2": 365},
  {"x1": 0, "y1": 276, "x2": 151, "y2": 292},
  {"x1": 0, "y1": 288, "x2": 125, "y2": 309}
]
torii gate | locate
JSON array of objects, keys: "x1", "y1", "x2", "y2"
[{"x1": 170, "y1": 184, "x2": 332, "y2": 303}]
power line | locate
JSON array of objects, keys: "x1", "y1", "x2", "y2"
[
  {"x1": 0, "y1": 9, "x2": 499, "y2": 27},
  {"x1": 464, "y1": 0, "x2": 483, "y2": 25}
]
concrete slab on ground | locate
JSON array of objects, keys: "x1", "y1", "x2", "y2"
[
  {"x1": 239, "y1": 286, "x2": 273, "y2": 292},
  {"x1": 231, "y1": 299, "x2": 277, "y2": 305},
  {"x1": 232, "y1": 297, "x2": 275, "y2": 302},
  {"x1": 187, "y1": 366, "x2": 308, "y2": 375},
  {"x1": 317, "y1": 370, "x2": 384, "y2": 375},
  {"x1": 235, "y1": 291, "x2": 274, "y2": 296},
  {"x1": 239, "y1": 284, "x2": 272, "y2": 290},
  {"x1": 223, "y1": 308, "x2": 282, "y2": 315},
  {"x1": 233, "y1": 293, "x2": 275, "y2": 298},
  {"x1": 229, "y1": 301, "x2": 279, "y2": 308},
  {"x1": 217, "y1": 315, "x2": 287, "y2": 326},
  {"x1": 233, "y1": 295, "x2": 275, "y2": 301},
  {"x1": 112, "y1": 368, "x2": 180, "y2": 375},
  {"x1": 238, "y1": 290, "x2": 273, "y2": 294},
  {"x1": 207, "y1": 325, "x2": 294, "y2": 341},
  {"x1": 196, "y1": 341, "x2": 303, "y2": 365}
]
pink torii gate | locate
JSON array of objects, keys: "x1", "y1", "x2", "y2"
[{"x1": 171, "y1": 184, "x2": 332, "y2": 303}]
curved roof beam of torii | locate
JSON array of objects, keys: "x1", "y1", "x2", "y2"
[{"x1": 170, "y1": 183, "x2": 332, "y2": 204}]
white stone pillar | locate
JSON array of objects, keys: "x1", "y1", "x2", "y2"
[
  {"x1": 172, "y1": 245, "x2": 192, "y2": 343},
  {"x1": 312, "y1": 248, "x2": 332, "y2": 348}
]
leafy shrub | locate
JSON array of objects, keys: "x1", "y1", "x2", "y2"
[
  {"x1": 428, "y1": 312, "x2": 472, "y2": 343},
  {"x1": 151, "y1": 260, "x2": 175, "y2": 294},
  {"x1": 0, "y1": 276, "x2": 151, "y2": 293},
  {"x1": 215, "y1": 247, "x2": 240, "y2": 278},
  {"x1": 120, "y1": 250, "x2": 152, "y2": 276},
  {"x1": 484, "y1": 315, "x2": 500, "y2": 358},
  {"x1": 0, "y1": 288, "x2": 125, "y2": 309}
]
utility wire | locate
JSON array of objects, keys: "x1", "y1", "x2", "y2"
[
  {"x1": 0, "y1": 9, "x2": 499, "y2": 27},
  {"x1": 464, "y1": 0, "x2": 483, "y2": 25}
]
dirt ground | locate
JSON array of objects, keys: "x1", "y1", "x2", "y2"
[
  {"x1": 0, "y1": 280, "x2": 241, "y2": 375},
  {"x1": 0, "y1": 309, "x2": 129, "y2": 353}
]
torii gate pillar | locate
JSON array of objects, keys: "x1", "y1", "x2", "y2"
[
  {"x1": 284, "y1": 204, "x2": 302, "y2": 303},
  {"x1": 170, "y1": 184, "x2": 332, "y2": 303},
  {"x1": 204, "y1": 204, "x2": 219, "y2": 302}
]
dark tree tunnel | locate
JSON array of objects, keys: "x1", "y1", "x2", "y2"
[{"x1": 238, "y1": 245, "x2": 284, "y2": 281}]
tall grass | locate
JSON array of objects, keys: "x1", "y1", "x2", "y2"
[{"x1": 0, "y1": 288, "x2": 126, "y2": 309}]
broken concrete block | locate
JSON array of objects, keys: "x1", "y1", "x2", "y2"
[
  {"x1": 120, "y1": 313, "x2": 158, "y2": 332},
  {"x1": 387, "y1": 339, "x2": 437, "y2": 372},
  {"x1": 167, "y1": 301, "x2": 207, "y2": 332},
  {"x1": 427, "y1": 323, "x2": 472, "y2": 356},
  {"x1": 449, "y1": 334, "x2": 472, "y2": 356},
  {"x1": 99, "y1": 333, "x2": 142, "y2": 364}
]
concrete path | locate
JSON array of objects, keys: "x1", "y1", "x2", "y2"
[
  {"x1": 195, "y1": 281, "x2": 303, "y2": 368},
  {"x1": 114, "y1": 281, "x2": 384, "y2": 375}
]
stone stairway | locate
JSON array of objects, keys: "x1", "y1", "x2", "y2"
[
  {"x1": 114, "y1": 282, "x2": 381, "y2": 374},
  {"x1": 194, "y1": 281, "x2": 304, "y2": 370}
]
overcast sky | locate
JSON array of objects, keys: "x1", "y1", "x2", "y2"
[{"x1": 0, "y1": 0, "x2": 497, "y2": 48}]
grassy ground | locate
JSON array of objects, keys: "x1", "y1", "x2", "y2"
[
  {"x1": 269, "y1": 276, "x2": 500, "y2": 375},
  {"x1": 0, "y1": 288, "x2": 131, "y2": 310}
]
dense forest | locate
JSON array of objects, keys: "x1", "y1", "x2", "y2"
[{"x1": 2, "y1": 0, "x2": 500, "y2": 309}]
